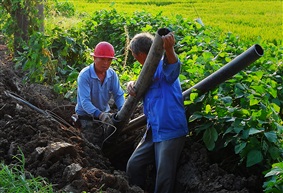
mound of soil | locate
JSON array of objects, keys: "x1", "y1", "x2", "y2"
[{"x1": 0, "y1": 42, "x2": 264, "y2": 193}]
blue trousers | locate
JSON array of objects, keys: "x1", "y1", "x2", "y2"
[{"x1": 126, "y1": 129, "x2": 186, "y2": 193}]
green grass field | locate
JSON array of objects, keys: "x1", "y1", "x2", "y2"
[{"x1": 53, "y1": 0, "x2": 282, "y2": 42}]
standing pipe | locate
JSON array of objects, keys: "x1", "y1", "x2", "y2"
[
  {"x1": 121, "y1": 44, "x2": 264, "y2": 133},
  {"x1": 112, "y1": 28, "x2": 171, "y2": 129}
]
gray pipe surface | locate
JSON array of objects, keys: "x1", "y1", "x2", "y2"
[{"x1": 113, "y1": 28, "x2": 171, "y2": 129}]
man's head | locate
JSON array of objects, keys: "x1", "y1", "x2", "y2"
[
  {"x1": 129, "y1": 33, "x2": 154, "y2": 65},
  {"x1": 91, "y1": 41, "x2": 116, "y2": 73}
]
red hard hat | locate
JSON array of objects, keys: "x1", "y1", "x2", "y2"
[{"x1": 91, "y1": 41, "x2": 116, "y2": 59}]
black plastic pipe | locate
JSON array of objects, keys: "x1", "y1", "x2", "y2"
[
  {"x1": 182, "y1": 44, "x2": 264, "y2": 98},
  {"x1": 112, "y1": 28, "x2": 171, "y2": 129}
]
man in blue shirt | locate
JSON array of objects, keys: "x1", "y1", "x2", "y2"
[
  {"x1": 126, "y1": 32, "x2": 188, "y2": 193},
  {"x1": 75, "y1": 41, "x2": 125, "y2": 147}
]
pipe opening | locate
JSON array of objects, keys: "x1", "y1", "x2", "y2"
[
  {"x1": 158, "y1": 28, "x2": 171, "y2": 36},
  {"x1": 254, "y1": 44, "x2": 264, "y2": 56}
]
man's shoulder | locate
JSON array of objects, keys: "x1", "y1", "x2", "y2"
[
  {"x1": 79, "y1": 65, "x2": 91, "y2": 76},
  {"x1": 107, "y1": 68, "x2": 118, "y2": 76}
]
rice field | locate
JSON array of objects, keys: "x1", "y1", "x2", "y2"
[{"x1": 52, "y1": 0, "x2": 282, "y2": 42}]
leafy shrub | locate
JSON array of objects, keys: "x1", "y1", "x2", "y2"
[
  {"x1": 183, "y1": 41, "x2": 283, "y2": 168},
  {"x1": 264, "y1": 162, "x2": 283, "y2": 193},
  {"x1": 80, "y1": 9, "x2": 169, "y2": 68},
  {"x1": 15, "y1": 32, "x2": 53, "y2": 83},
  {"x1": 54, "y1": 0, "x2": 75, "y2": 17}
]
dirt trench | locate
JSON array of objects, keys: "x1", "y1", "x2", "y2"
[{"x1": 0, "y1": 43, "x2": 264, "y2": 193}]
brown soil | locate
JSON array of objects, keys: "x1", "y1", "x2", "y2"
[{"x1": 0, "y1": 42, "x2": 264, "y2": 193}]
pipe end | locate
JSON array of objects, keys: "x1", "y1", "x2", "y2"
[
  {"x1": 111, "y1": 113, "x2": 126, "y2": 130},
  {"x1": 254, "y1": 44, "x2": 264, "y2": 56},
  {"x1": 158, "y1": 28, "x2": 171, "y2": 36}
]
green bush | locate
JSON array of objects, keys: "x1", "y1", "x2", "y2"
[
  {"x1": 264, "y1": 162, "x2": 283, "y2": 193},
  {"x1": 54, "y1": 0, "x2": 75, "y2": 17}
]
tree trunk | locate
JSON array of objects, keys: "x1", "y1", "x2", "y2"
[
  {"x1": 1, "y1": 0, "x2": 45, "y2": 55},
  {"x1": 14, "y1": 5, "x2": 29, "y2": 55},
  {"x1": 37, "y1": 1, "x2": 44, "y2": 32}
]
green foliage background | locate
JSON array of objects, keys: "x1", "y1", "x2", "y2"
[{"x1": 0, "y1": 0, "x2": 282, "y2": 192}]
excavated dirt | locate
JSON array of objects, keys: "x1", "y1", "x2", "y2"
[{"x1": 0, "y1": 41, "x2": 264, "y2": 193}]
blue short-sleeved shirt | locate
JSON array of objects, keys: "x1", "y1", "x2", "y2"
[
  {"x1": 75, "y1": 63, "x2": 125, "y2": 118},
  {"x1": 144, "y1": 59, "x2": 188, "y2": 142}
]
